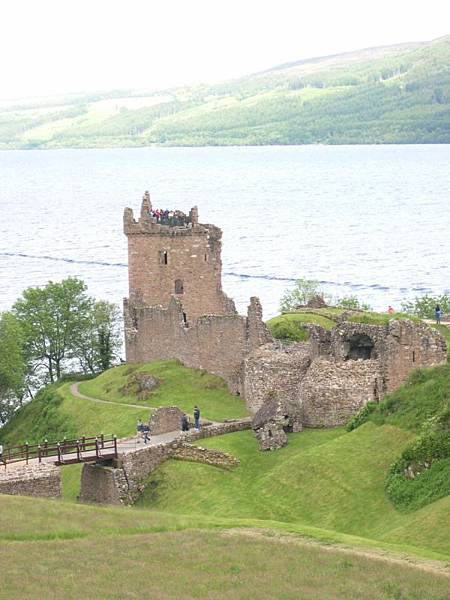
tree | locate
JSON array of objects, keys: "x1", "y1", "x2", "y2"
[
  {"x1": 78, "y1": 301, "x2": 122, "y2": 374},
  {"x1": 401, "y1": 294, "x2": 450, "y2": 320},
  {"x1": 0, "y1": 312, "x2": 25, "y2": 424},
  {"x1": 13, "y1": 278, "x2": 92, "y2": 383},
  {"x1": 280, "y1": 278, "x2": 325, "y2": 312},
  {"x1": 336, "y1": 295, "x2": 372, "y2": 311}
]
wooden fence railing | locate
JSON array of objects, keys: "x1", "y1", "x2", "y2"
[{"x1": 1, "y1": 434, "x2": 118, "y2": 467}]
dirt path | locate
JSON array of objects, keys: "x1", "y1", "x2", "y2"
[
  {"x1": 222, "y1": 529, "x2": 450, "y2": 578},
  {"x1": 70, "y1": 382, "x2": 151, "y2": 410}
]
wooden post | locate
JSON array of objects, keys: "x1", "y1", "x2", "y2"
[
  {"x1": 113, "y1": 435, "x2": 118, "y2": 458},
  {"x1": 38, "y1": 445, "x2": 42, "y2": 463},
  {"x1": 100, "y1": 433, "x2": 104, "y2": 449},
  {"x1": 95, "y1": 438, "x2": 99, "y2": 459},
  {"x1": 82, "y1": 435, "x2": 86, "y2": 451},
  {"x1": 44, "y1": 439, "x2": 48, "y2": 457},
  {"x1": 25, "y1": 443, "x2": 29, "y2": 465},
  {"x1": 76, "y1": 441, "x2": 81, "y2": 462},
  {"x1": 57, "y1": 443, "x2": 62, "y2": 464}
]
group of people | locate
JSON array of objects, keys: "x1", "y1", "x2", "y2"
[
  {"x1": 136, "y1": 406, "x2": 202, "y2": 444},
  {"x1": 148, "y1": 208, "x2": 188, "y2": 227},
  {"x1": 181, "y1": 406, "x2": 201, "y2": 432}
]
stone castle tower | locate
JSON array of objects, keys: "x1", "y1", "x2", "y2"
[
  {"x1": 124, "y1": 191, "x2": 236, "y2": 323},
  {"x1": 123, "y1": 192, "x2": 272, "y2": 393}
]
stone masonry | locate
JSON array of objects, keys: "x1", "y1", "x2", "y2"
[
  {"x1": 149, "y1": 406, "x2": 185, "y2": 435},
  {"x1": 79, "y1": 418, "x2": 251, "y2": 505},
  {"x1": 246, "y1": 317, "x2": 447, "y2": 448},
  {"x1": 123, "y1": 193, "x2": 272, "y2": 394},
  {"x1": 0, "y1": 463, "x2": 61, "y2": 499}
]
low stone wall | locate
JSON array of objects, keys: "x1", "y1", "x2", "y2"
[
  {"x1": 181, "y1": 417, "x2": 252, "y2": 442},
  {"x1": 0, "y1": 463, "x2": 61, "y2": 499},
  {"x1": 80, "y1": 417, "x2": 251, "y2": 505},
  {"x1": 172, "y1": 443, "x2": 239, "y2": 469}
]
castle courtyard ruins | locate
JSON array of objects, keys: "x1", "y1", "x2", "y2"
[{"x1": 124, "y1": 192, "x2": 447, "y2": 450}]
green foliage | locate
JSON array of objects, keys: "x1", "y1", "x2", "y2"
[
  {"x1": 346, "y1": 402, "x2": 378, "y2": 431},
  {"x1": 0, "y1": 312, "x2": 26, "y2": 423},
  {"x1": 431, "y1": 324, "x2": 450, "y2": 359},
  {"x1": 401, "y1": 294, "x2": 450, "y2": 319},
  {"x1": 13, "y1": 278, "x2": 92, "y2": 383},
  {"x1": 267, "y1": 312, "x2": 336, "y2": 342},
  {"x1": 279, "y1": 278, "x2": 325, "y2": 312},
  {"x1": 268, "y1": 319, "x2": 309, "y2": 342},
  {"x1": 77, "y1": 300, "x2": 122, "y2": 373},
  {"x1": 347, "y1": 312, "x2": 421, "y2": 326},
  {"x1": 345, "y1": 363, "x2": 450, "y2": 511},
  {"x1": 336, "y1": 295, "x2": 372, "y2": 311}
]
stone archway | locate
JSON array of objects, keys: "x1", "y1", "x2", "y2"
[{"x1": 344, "y1": 333, "x2": 375, "y2": 360}]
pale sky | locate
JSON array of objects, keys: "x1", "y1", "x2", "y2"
[{"x1": 1, "y1": 0, "x2": 449, "y2": 100}]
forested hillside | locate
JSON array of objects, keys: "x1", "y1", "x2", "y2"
[{"x1": 1, "y1": 35, "x2": 449, "y2": 148}]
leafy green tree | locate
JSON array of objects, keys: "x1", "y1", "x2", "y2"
[
  {"x1": 78, "y1": 300, "x2": 122, "y2": 374},
  {"x1": 401, "y1": 295, "x2": 450, "y2": 319},
  {"x1": 280, "y1": 278, "x2": 325, "y2": 312},
  {"x1": 0, "y1": 312, "x2": 26, "y2": 424},
  {"x1": 13, "y1": 278, "x2": 92, "y2": 383},
  {"x1": 336, "y1": 295, "x2": 372, "y2": 311}
]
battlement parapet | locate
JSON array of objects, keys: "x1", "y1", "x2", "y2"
[{"x1": 123, "y1": 191, "x2": 208, "y2": 237}]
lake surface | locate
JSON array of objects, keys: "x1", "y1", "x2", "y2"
[{"x1": 1, "y1": 145, "x2": 449, "y2": 319}]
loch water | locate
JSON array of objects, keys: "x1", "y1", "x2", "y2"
[{"x1": 1, "y1": 144, "x2": 449, "y2": 318}]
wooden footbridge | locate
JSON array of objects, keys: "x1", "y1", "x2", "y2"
[{"x1": 1, "y1": 434, "x2": 118, "y2": 468}]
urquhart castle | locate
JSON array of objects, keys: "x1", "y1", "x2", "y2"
[{"x1": 124, "y1": 192, "x2": 447, "y2": 450}]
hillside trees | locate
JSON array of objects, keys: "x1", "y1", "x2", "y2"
[
  {"x1": 12, "y1": 278, "x2": 122, "y2": 386},
  {"x1": 0, "y1": 312, "x2": 26, "y2": 423}
]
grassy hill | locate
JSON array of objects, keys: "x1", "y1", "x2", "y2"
[
  {"x1": 1, "y1": 357, "x2": 450, "y2": 596},
  {"x1": 1, "y1": 36, "x2": 449, "y2": 149},
  {"x1": 0, "y1": 361, "x2": 247, "y2": 447}
]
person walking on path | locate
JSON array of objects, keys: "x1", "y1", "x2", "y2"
[
  {"x1": 142, "y1": 424, "x2": 150, "y2": 444},
  {"x1": 193, "y1": 405, "x2": 201, "y2": 430},
  {"x1": 435, "y1": 304, "x2": 442, "y2": 325}
]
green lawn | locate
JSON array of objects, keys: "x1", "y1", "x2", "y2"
[
  {"x1": 136, "y1": 424, "x2": 450, "y2": 558},
  {"x1": 78, "y1": 360, "x2": 248, "y2": 422},
  {"x1": 1, "y1": 526, "x2": 449, "y2": 600}
]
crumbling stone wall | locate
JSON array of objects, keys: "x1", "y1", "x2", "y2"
[
  {"x1": 149, "y1": 406, "x2": 185, "y2": 435},
  {"x1": 299, "y1": 357, "x2": 382, "y2": 427},
  {"x1": 252, "y1": 397, "x2": 303, "y2": 451},
  {"x1": 244, "y1": 343, "x2": 311, "y2": 414},
  {"x1": 172, "y1": 443, "x2": 239, "y2": 469},
  {"x1": 0, "y1": 464, "x2": 61, "y2": 499},
  {"x1": 123, "y1": 195, "x2": 271, "y2": 395},
  {"x1": 245, "y1": 319, "x2": 447, "y2": 435},
  {"x1": 125, "y1": 295, "x2": 271, "y2": 394}
]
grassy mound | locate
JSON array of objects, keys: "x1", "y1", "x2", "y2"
[
  {"x1": 78, "y1": 360, "x2": 247, "y2": 421},
  {"x1": 348, "y1": 365, "x2": 450, "y2": 511},
  {"x1": 0, "y1": 361, "x2": 247, "y2": 446},
  {"x1": 267, "y1": 311, "x2": 337, "y2": 342},
  {"x1": 266, "y1": 308, "x2": 429, "y2": 343}
]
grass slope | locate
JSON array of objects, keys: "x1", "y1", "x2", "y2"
[
  {"x1": 1, "y1": 36, "x2": 449, "y2": 148},
  {"x1": 0, "y1": 361, "x2": 247, "y2": 446},
  {"x1": 78, "y1": 360, "x2": 248, "y2": 421},
  {"x1": 0, "y1": 494, "x2": 449, "y2": 598},
  {"x1": 138, "y1": 426, "x2": 450, "y2": 557}
]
